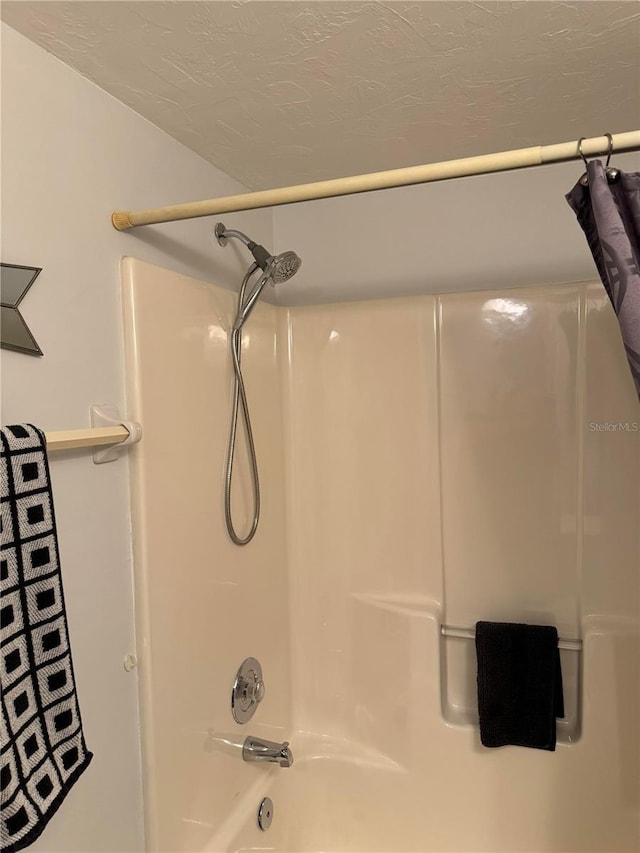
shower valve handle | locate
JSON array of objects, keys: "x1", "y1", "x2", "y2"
[
  {"x1": 241, "y1": 672, "x2": 265, "y2": 705},
  {"x1": 231, "y1": 657, "x2": 265, "y2": 724},
  {"x1": 251, "y1": 679, "x2": 265, "y2": 703}
]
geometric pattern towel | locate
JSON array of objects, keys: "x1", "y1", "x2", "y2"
[{"x1": 1, "y1": 425, "x2": 92, "y2": 852}]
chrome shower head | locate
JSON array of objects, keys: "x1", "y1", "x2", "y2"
[
  {"x1": 267, "y1": 251, "x2": 302, "y2": 285},
  {"x1": 214, "y1": 222, "x2": 302, "y2": 285}
]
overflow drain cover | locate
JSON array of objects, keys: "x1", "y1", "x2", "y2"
[{"x1": 258, "y1": 797, "x2": 274, "y2": 831}]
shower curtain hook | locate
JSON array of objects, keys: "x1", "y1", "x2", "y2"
[
  {"x1": 604, "y1": 132, "x2": 620, "y2": 182},
  {"x1": 579, "y1": 134, "x2": 619, "y2": 186},
  {"x1": 604, "y1": 133, "x2": 614, "y2": 168},
  {"x1": 577, "y1": 137, "x2": 589, "y2": 168},
  {"x1": 578, "y1": 137, "x2": 590, "y2": 186}
]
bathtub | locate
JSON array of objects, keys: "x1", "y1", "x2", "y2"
[
  {"x1": 207, "y1": 731, "x2": 421, "y2": 853},
  {"x1": 209, "y1": 638, "x2": 640, "y2": 853}
]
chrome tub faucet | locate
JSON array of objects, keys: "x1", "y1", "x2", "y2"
[{"x1": 242, "y1": 735, "x2": 294, "y2": 768}]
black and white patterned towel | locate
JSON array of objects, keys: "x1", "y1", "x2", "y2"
[{"x1": 1, "y1": 425, "x2": 92, "y2": 852}]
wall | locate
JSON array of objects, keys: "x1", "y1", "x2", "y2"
[
  {"x1": 122, "y1": 259, "x2": 290, "y2": 853},
  {"x1": 284, "y1": 283, "x2": 639, "y2": 850},
  {"x1": 1, "y1": 24, "x2": 272, "y2": 852},
  {"x1": 272, "y1": 150, "x2": 640, "y2": 305}
]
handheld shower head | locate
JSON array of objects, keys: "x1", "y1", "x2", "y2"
[
  {"x1": 218, "y1": 225, "x2": 302, "y2": 547},
  {"x1": 268, "y1": 251, "x2": 302, "y2": 284},
  {"x1": 215, "y1": 222, "x2": 302, "y2": 286}
]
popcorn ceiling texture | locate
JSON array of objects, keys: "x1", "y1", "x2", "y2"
[{"x1": 2, "y1": 1, "x2": 639, "y2": 190}]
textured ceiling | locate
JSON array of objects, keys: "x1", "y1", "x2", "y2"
[{"x1": 2, "y1": 1, "x2": 640, "y2": 190}]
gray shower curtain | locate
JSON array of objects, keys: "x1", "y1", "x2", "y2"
[{"x1": 567, "y1": 160, "x2": 640, "y2": 399}]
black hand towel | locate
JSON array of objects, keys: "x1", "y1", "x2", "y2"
[
  {"x1": 1, "y1": 425, "x2": 92, "y2": 852},
  {"x1": 475, "y1": 621, "x2": 564, "y2": 751}
]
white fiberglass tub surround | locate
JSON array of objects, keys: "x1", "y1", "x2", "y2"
[
  {"x1": 219, "y1": 624, "x2": 638, "y2": 853},
  {"x1": 123, "y1": 258, "x2": 639, "y2": 852}
]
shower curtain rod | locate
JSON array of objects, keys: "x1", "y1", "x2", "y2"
[{"x1": 111, "y1": 130, "x2": 640, "y2": 230}]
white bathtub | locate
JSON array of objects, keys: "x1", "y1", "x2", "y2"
[
  {"x1": 207, "y1": 732, "x2": 415, "y2": 853},
  {"x1": 210, "y1": 648, "x2": 640, "y2": 853}
]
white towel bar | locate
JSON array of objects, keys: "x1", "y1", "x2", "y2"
[{"x1": 441, "y1": 625, "x2": 582, "y2": 651}]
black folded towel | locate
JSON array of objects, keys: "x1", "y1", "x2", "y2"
[
  {"x1": 475, "y1": 621, "x2": 564, "y2": 751},
  {"x1": 1, "y1": 425, "x2": 92, "y2": 851}
]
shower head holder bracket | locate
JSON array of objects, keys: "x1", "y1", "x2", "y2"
[{"x1": 214, "y1": 222, "x2": 228, "y2": 246}]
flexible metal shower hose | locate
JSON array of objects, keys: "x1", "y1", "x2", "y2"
[{"x1": 224, "y1": 265, "x2": 261, "y2": 545}]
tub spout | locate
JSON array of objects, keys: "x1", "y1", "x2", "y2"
[{"x1": 242, "y1": 735, "x2": 294, "y2": 768}]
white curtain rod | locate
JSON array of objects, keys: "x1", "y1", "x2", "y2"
[{"x1": 112, "y1": 130, "x2": 640, "y2": 231}]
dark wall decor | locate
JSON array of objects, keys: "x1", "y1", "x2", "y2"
[{"x1": 1, "y1": 263, "x2": 43, "y2": 356}]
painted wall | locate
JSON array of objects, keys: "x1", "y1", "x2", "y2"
[
  {"x1": 1, "y1": 23, "x2": 272, "y2": 853},
  {"x1": 273, "y1": 150, "x2": 640, "y2": 305}
]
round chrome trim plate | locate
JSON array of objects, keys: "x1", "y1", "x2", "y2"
[
  {"x1": 257, "y1": 797, "x2": 274, "y2": 831},
  {"x1": 231, "y1": 657, "x2": 265, "y2": 724}
]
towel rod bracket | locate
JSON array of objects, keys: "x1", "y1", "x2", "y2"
[{"x1": 90, "y1": 404, "x2": 142, "y2": 464}]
